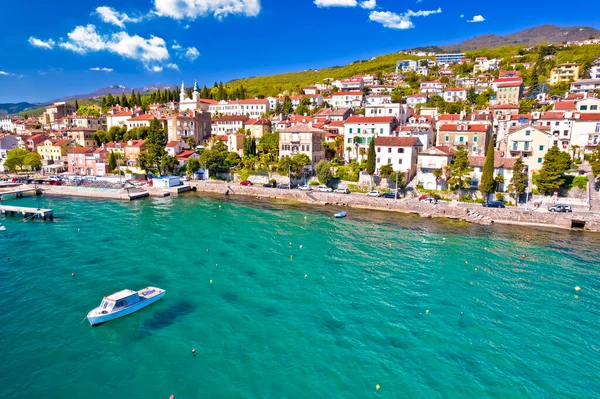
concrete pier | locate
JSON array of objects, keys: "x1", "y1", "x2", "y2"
[
  {"x1": 0, "y1": 205, "x2": 53, "y2": 221},
  {"x1": 0, "y1": 187, "x2": 42, "y2": 200}
]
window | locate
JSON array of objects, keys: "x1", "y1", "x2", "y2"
[
  {"x1": 388, "y1": 158, "x2": 392, "y2": 164},
  {"x1": 580, "y1": 105, "x2": 588, "y2": 111},
  {"x1": 525, "y1": 130, "x2": 531, "y2": 136},
  {"x1": 398, "y1": 159, "x2": 403, "y2": 164},
  {"x1": 376, "y1": 158, "x2": 380, "y2": 163},
  {"x1": 563, "y1": 130, "x2": 569, "y2": 137},
  {"x1": 591, "y1": 105, "x2": 598, "y2": 111},
  {"x1": 524, "y1": 142, "x2": 530, "y2": 151},
  {"x1": 380, "y1": 128, "x2": 384, "y2": 134},
  {"x1": 473, "y1": 146, "x2": 477, "y2": 152},
  {"x1": 357, "y1": 128, "x2": 361, "y2": 133},
  {"x1": 387, "y1": 148, "x2": 391, "y2": 153},
  {"x1": 512, "y1": 142, "x2": 518, "y2": 151},
  {"x1": 595, "y1": 123, "x2": 600, "y2": 133},
  {"x1": 445, "y1": 135, "x2": 449, "y2": 142},
  {"x1": 555, "y1": 122, "x2": 560, "y2": 126},
  {"x1": 349, "y1": 128, "x2": 353, "y2": 134},
  {"x1": 539, "y1": 145, "x2": 544, "y2": 151},
  {"x1": 398, "y1": 148, "x2": 404, "y2": 153},
  {"x1": 473, "y1": 136, "x2": 478, "y2": 142},
  {"x1": 347, "y1": 138, "x2": 352, "y2": 144},
  {"x1": 538, "y1": 158, "x2": 543, "y2": 163},
  {"x1": 459, "y1": 136, "x2": 464, "y2": 142}
]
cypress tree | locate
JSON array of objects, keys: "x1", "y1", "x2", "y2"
[
  {"x1": 478, "y1": 137, "x2": 496, "y2": 199},
  {"x1": 75, "y1": 99, "x2": 79, "y2": 112},
  {"x1": 366, "y1": 138, "x2": 376, "y2": 175},
  {"x1": 510, "y1": 156, "x2": 528, "y2": 203},
  {"x1": 121, "y1": 93, "x2": 129, "y2": 108},
  {"x1": 535, "y1": 145, "x2": 570, "y2": 195},
  {"x1": 136, "y1": 91, "x2": 142, "y2": 106}
]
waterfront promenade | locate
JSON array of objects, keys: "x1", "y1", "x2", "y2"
[{"x1": 12, "y1": 182, "x2": 600, "y2": 233}]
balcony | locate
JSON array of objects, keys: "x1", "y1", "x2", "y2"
[{"x1": 453, "y1": 140, "x2": 469, "y2": 146}]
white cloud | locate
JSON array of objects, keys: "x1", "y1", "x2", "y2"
[
  {"x1": 28, "y1": 36, "x2": 56, "y2": 50},
  {"x1": 314, "y1": 0, "x2": 356, "y2": 7},
  {"x1": 59, "y1": 24, "x2": 170, "y2": 70},
  {"x1": 0, "y1": 70, "x2": 24, "y2": 78},
  {"x1": 460, "y1": 14, "x2": 464, "y2": 18},
  {"x1": 184, "y1": 47, "x2": 200, "y2": 61},
  {"x1": 90, "y1": 67, "x2": 114, "y2": 72},
  {"x1": 166, "y1": 63, "x2": 180, "y2": 71},
  {"x1": 95, "y1": 6, "x2": 142, "y2": 28},
  {"x1": 359, "y1": 0, "x2": 376, "y2": 10},
  {"x1": 468, "y1": 15, "x2": 485, "y2": 23},
  {"x1": 172, "y1": 41, "x2": 182, "y2": 50},
  {"x1": 151, "y1": 66, "x2": 163, "y2": 72},
  {"x1": 154, "y1": 0, "x2": 260, "y2": 20},
  {"x1": 369, "y1": 8, "x2": 441, "y2": 29}
]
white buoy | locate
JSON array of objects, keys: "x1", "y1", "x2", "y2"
[
  {"x1": 206, "y1": 249, "x2": 209, "y2": 253},
  {"x1": 304, "y1": 274, "x2": 307, "y2": 279},
  {"x1": 575, "y1": 286, "x2": 581, "y2": 292},
  {"x1": 299, "y1": 245, "x2": 303, "y2": 249},
  {"x1": 289, "y1": 242, "x2": 292, "y2": 246},
  {"x1": 425, "y1": 309, "x2": 430, "y2": 314}
]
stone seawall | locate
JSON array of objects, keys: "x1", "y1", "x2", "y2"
[{"x1": 190, "y1": 182, "x2": 600, "y2": 233}]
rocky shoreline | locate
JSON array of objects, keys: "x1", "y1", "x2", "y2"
[{"x1": 14, "y1": 182, "x2": 600, "y2": 233}]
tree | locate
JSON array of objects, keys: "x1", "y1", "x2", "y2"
[
  {"x1": 378, "y1": 163, "x2": 393, "y2": 178},
  {"x1": 467, "y1": 87, "x2": 477, "y2": 104},
  {"x1": 4, "y1": 148, "x2": 28, "y2": 172},
  {"x1": 187, "y1": 157, "x2": 200, "y2": 177},
  {"x1": 24, "y1": 152, "x2": 42, "y2": 171},
  {"x1": 145, "y1": 118, "x2": 167, "y2": 171},
  {"x1": 258, "y1": 132, "x2": 279, "y2": 161},
  {"x1": 315, "y1": 160, "x2": 333, "y2": 185},
  {"x1": 570, "y1": 144, "x2": 580, "y2": 162},
  {"x1": 75, "y1": 100, "x2": 79, "y2": 111},
  {"x1": 136, "y1": 152, "x2": 150, "y2": 172},
  {"x1": 366, "y1": 138, "x2": 376, "y2": 175},
  {"x1": 534, "y1": 145, "x2": 571, "y2": 195},
  {"x1": 160, "y1": 155, "x2": 178, "y2": 175},
  {"x1": 590, "y1": 149, "x2": 600, "y2": 177},
  {"x1": 510, "y1": 156, "x2": 528, "y2": 202},
  {"x1": 448, "y1": 146, "x2": 473, "y2": 192},
  {"x1": 243, "y1": 136, "x2": 256, "y2": 157},
  {"x1": 199, "y1": 140, "x2": 230, "y2": 176},
  {"x1": 281, "y1": 96, "x2": 294, "y2": 115},
  {"x1": 292, "y1": 153, "x2": 311, "y2": 170},
  {"x1": 440, "y1": 76, "x2": 450, "y2": 84},
  {"x1": 108, "y1": 151, "x2": 117, "y2": 171},
  {"x1": 433, "y1": 168, "x2": 443, "y2": 190},
  {"x1": 478, "y1": 137, "x2": 496, "y2": 199},
  {"x1": 120, "y1": 93, "x2": 129, "y2": 108},
  {"x1": 519, "y1": 98, "x2": 539, "y2": 114},
  {"x1": 76, "y1": 106, "x2": 100, "y2": 117}
]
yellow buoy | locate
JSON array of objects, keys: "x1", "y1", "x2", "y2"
[
  {"x1": 425, "y1": 309, "x2": 429, "y2": 314},
  {"x1": 465, "y1": 261, "x2": 468, "y2": 265},
  {"x1": 575, "y1": 286, "x2": 581, "y2": 292},
  {"x1": 290, "y1": 255, "x2": 293, "y2": 261},
  {"x1": 210, "y1": 280, "x2": 213, "y2": 284},
  {"x1": 376, "y1": 384, "x2": 380, "y2": 391}
]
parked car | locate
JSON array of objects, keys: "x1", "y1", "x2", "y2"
[
  {"x1": 240, "y1": 180, "x2": 253, "y2": 186},
  {"x1": 181, "y1": 176, "x2": 190, "y2": 182},
  {"x1": 366, "y1": 191, "x2": 380, "y2": 197},
  {"x1": 419, "y1": 195, "x2": 438, "y2": 204},
  {"x1": 48, "y1": 175, "x2": 61, "y2": 182},
  {"x1": 483, "y1": 201, "x2": 505, "y2": 208},
  {"x1": 317, "y1": 185, "x2": 333, "y2": 192},
  {"x1": 548, "y1": 204, "x2": 573, "y2": 213},
  {"x1": 278, "y1": 183, "x2": 291, "y2": 190},
  {"x1": 263, "y1": 182, "x2": 276, "y2": 188},
  {"x1": 334, "y1": 188, "x2": 350, "y2": 194},
  {"x1": 298, "y1": 184, "x2": 312, "y2": 191},
  {"x1": 381, "y1": 192, "x2": 400, "y2": 199}
]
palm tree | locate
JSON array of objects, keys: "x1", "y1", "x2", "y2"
[
  {"x1": 359, "y1": 148, "x2": 367, "y2": 161},
  {"x1": 570, "y1": 145, "x2": 580, "y2": 162},
  {"x1": 353, "y1": 137, "x2": 360, "y2": 161}
]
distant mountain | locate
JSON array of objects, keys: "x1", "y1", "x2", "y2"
[
  {"x1": 416, "y1": 24, "x2": 600, "y2": 52},
  {"x1": 0, "y1": 102, "x2": 44, "y2": 115},
  {"x1": 1, "y1": 83, "x2": 178, "y2": 115},
  {"x1": 52, "y1": 83, "x2": 178, "y2": 103}
]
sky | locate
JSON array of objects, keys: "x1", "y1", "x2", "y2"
[{"x1": 1, "y1": 0, "x2": 600, "y2": 103}]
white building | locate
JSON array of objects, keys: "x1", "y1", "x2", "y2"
[
  {"x1": 443, "y1": 88, "x2": 468, "y2": 103},
  {"x1": 590, "y1": 61, "x2": 600, "y2": 80},
  {"x1": 420, "y1": 80, "x2": 445, "y2": 94},
  {"x1": 365, "y1": 95, "x2": 392, "y2": 106},
  {"x1": 0, "y1": 116, "x2": 12, "y2": 132},
  {"x1": 395, "y1": 125, "x2": 434, "y2": 149},
  {"x1": 570, "y1": 79, "x2": 600, "y2": 94},
  {"x1": 406, "y1": 94, "x2": 429, "y2": 108},
  {"x1": 340, "y1": 77, "x2": 364, "y2": 92},
  {"x1": 374, "y1": 136, "x2": 423, "y2": 178},
  {"x1": 209, "y1": 99, "x2": 270, "y2": 117},
  {"x1": 330, "y1": 92, "x2": 364, "y2": 108},
  {"x1": 344, "y1": 115, "x2": 398, "y2": 161},
  {"x1": 365, "y1": 103, "x2": 409, "y2": 122}
]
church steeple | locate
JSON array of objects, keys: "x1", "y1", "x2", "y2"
[
  {"x1": 180, "y1": 81, "x2": 186, "y2": 102},
  {"x1": 193, "y1": 79, "x2": 200, "y2": 93}
]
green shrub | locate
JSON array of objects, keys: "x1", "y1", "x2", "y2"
[
  {"x1": 269, "y1": 178, "x2": 276, "y2": 184},
  {"x1": 459, "y1": 194, "x2": 471, "y2": 202},
  {"x1": 240, "y1": 169, "x2": 250, "y2": 181},
  {"x1": 495, "y1": 192, "x2": 505, "y2": 201},
  {"x1": 309, "y1": 180, "x2": 320, "y2": 186},
  {"x1": 532, "y1": 188, "x2": 540, "y2": 195},
  {"x1": 476, "y1": 198, "x2": 486, "y2": 204},
  {"x1": 571, "y1": 176, "x2": 588, "y2": 190}
]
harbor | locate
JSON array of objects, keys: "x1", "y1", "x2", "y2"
[{"x1": 0, "y1": 204, "x2": 53, "y2": 220}]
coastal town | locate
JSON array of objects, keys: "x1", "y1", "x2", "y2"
[{"x1": 2, "y1": 41, "x2": 600, "y2": 222}]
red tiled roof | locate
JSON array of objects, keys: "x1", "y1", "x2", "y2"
[
  {"x1": 128, "y1": 114, "x2": 156, "y2": 121},
  {"x1": 577, "y1": 113, "x2": 600, "y2": 121},
  {"x1": 469, "y1": 152, "x2": 516, "y2": 169},
  {"x1": 345, "y1": 116, "x2": 395, "y2": 123},
  {"x1": 176, "y1": 150, "x2": 197, "y2": 160},
  {"x1": 439, "y1": 114, "x2": 462, "y2": 121},
  {"x1": 439, "y1": 124, "x2": 489, "y2": 132},
  {"x1": 166, "y1": 141, "x2": 180, "y2": 148},
  {"x1": 419, "y1": 145, "x2": 456, "y2": 155},
  {"x1": 70, "y1": 147, "x2": 93, "y2": 154},
  {"x1": 112, "y1": 111, "x2": 133, "y2": 117},
  {"x1": 445, "y1": 88, "x2": 466, "y2": 92},
  {"x1": 333, "y1": 91, "x2": 363, "y2": 96},
  {"x1": 553, "y1": 101, "x2": 577, "y2": 110},
  {"x1": 374, "y1": 137, "x2": 421, "y2": 147},
  {"x1": 279, "y1": 124, "x2": 327, "y2": 133}
]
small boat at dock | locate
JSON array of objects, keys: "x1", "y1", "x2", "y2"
[
  {"x1": 334, "y1": 211, "x2": 347, "y2": 218},
  {"x1": 87, "y1": 287, "x2": 165, "y2": 326}
]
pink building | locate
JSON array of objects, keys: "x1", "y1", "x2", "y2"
[{"x1": 67, "y1": 147, "x2": 109, "y2": 176}]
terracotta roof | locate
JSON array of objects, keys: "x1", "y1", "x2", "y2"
[
  {"x1": 326, "y1": 121, "x2": 345, "y2": 127},
  {"x1": 439, "y1": 124, "x2": 489, "y2": 132},
  {"x1": 419, "y1": 145, "x2": 456, "y2": 156},
  {"x1": 539, "y1": 112, "x2": 566, "y2": 120},
  {"x1": 445, "y1": 88, "x2": 467, "y2": 92},
  {"x1": 345, "y1": 116, "x2": 395, "y2": 124},
  {"x1": 128, "y1": 114, "x2": 157, "y2": 121},
  {"x1": 553, "y1": 101, "x2": 577, "y2": 111},
  {"x1": 374, "y1": 137, "x2": 421, "y2": 147},
  {"x1": 333, "y1": 91, "x2": 363, "y2": 96},
  {"x1": 127, "y1": 140, "x2": 145, "y2": 147},
  {"x1": 439, "y1": 114, "x2": 462, "y2": 121},
  {"x1": 176, "y1": 150, "x2": 197, "y2": 160},
  {"x1": 70, "y1": 147, "x2": 93, "y2": 154},
  {"x1": 491, "y1": 104, "x2": 519, "y2": 109},
  {"x1": 469, "y1": 153, "x2": 516, "y2": 169},
  {"x1": 112, "y1": 111, "x2": 133, "y2": 117},
  {"x1": 279, "y1": 124, "x2": 327, "y2": 134},
  {"x1": 577, "y1": 113, "x2": 600, "y2": 121},
  {"x1": 166, "y1": 141, "x2": 180, "y2": 148}
]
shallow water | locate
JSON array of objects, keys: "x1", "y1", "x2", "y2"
[{"x1": 0, "y1": 193, "x2": 598, "y2": 398}]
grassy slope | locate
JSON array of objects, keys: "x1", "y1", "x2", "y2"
[
  {"x1": 226, "y1": 53, "x2": 428, "y2": 97},
  {"x1": 17, "y1": 98, "x2": 101, "y2": 118}
]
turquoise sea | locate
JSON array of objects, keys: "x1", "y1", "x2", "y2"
[{"x1": 0, "y1": 193, "x2": 599, "y2": 399}]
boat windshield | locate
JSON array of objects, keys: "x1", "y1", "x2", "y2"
[{"x1": 100, "y1": 300, "x2": 114, "y2": 312}]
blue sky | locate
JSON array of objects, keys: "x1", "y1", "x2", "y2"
[{"x1": 1, "y1": 0, "x2": 600, "y2": 103}]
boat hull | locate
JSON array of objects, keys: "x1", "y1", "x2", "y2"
[{"x1": 87, "y1": 291, "x2": 165, "y2": 326}]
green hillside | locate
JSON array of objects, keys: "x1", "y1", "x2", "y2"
[
  {"x1": 17, "y1": 98, "x2": 102, "y2": 118},
  {"x1": 226, "y1": 53, "x2": 429, "y2": 97}
]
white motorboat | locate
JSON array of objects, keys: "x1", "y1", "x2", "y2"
[
  {"x1": 87, "y1": 287, "x2": 165, "y2": 326},
  {"x1": 334, "y1": 211, "x2": 347, "y2": 218}
]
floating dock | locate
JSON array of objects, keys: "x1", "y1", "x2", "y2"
[{"x1": 0, "y1": 205, "x2": 53, "y2": 220}]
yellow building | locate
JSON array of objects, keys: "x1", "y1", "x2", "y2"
[
  {"x1": 504, "y1": 126, "x2": 551, "y2": 172},
  {"x1": 37, "y1": 139, "x2": 71, "y2": 164},
  {"x1": 550, "y1": 63, "x2": 580, "y2": 84}
]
